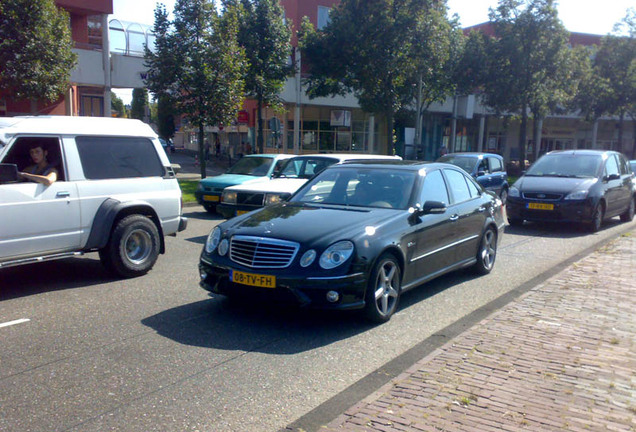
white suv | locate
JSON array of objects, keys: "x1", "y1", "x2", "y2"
[{"x1": 0, "y1": 116, "x2": 187, "y2": 278}]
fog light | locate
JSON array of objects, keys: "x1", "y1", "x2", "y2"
[
  {"x1": 326, "y1": 291, "x2": 340, "y2": 303},
  {"x1": 200, "y1": 270, "x2": 207, "y2": 279}
]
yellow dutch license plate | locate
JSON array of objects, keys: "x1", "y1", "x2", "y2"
[
  {"x1": 236, "y1": 210, "x2": 250, "y2": 216},
  {"x1": 231, "y1": 270, "x2": 276, "y2": 288},
  {"x1": 527, "y1": 202, "x2": 554, "y2": 211},
  {"x1": 203, "y1": 195, "x2": 219, "y2": 202}
]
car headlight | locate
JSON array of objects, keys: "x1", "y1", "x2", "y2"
[
  {"x1": 264, "y1": 193, "x2": 289, "y2": 206},
  {"x1": 223, "y1": 191, "x2": 237, "y2": 204},
  {"x1": 218, "y1": 238, "x2": 229, "y2": 256},
  {"x1": 565, "y1": 190, "x2": 589, "y2": 200},
  {"x1": 319, "y1": 241, "x2": 354, "y2": 269},
  {"x1": 509, "y1": 186, "x2": 520, "y2": 198},
  {"x1": 205, "y1": 227, "x2": 221, "y2": 253},
  {"x1": 300, "y1": 249, "x2": 316, "y2": 267}
]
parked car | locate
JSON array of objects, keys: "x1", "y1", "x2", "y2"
[
  {"x1": 199, "y1": 160, "x2": 505, "y2": 323},
  {"x1": 216, "y1": 153, "x2": 402, "y2": 218},
  {"x1": 195, "y1": 153, "x2": 293, "y2": 213},
  {"x1": 507, "y1": 150, "x2": 635, "y2": 232},
  {"x1": 437, "y1": 152, "x2": 509, "y2": 203},
  {"x1": 159, "y1": 137, "x2": 175, "y2": 154},
  {"x1": 0, "y1": 116, "x2": 187, "y2": 277}
]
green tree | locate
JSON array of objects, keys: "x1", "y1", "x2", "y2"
[
  {"x1": 299, "y1": 0, "x2": 454, "y2": 155},
  {"x1": 156, "y1": 93, "x2": 176, "y2": 141},
  {"x1": 0, "y1": 0, "x2": 77, "y2": 109},
  {"x1": 481, "y1": 0, "x2": 572, "y2": 166},
  {"x1": 110, "y1": 92, "x2": 127, "y2": 117},
  {"x1": 130, "y1": 88, "x2": 149, "y2": 120},
  {"x1": 595, "y1": 10, "x2": 635, "y2": 154},
  {"x1": 225, "y1": 0, "x2": 293, "y2": 153},
  {"x1": 144, "y1": 1, "x2": 246, "y2": 178}
]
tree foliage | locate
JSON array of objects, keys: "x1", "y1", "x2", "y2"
[
  {"x1": 0, "y1": 0, "x2": 77, "y2": 103},
  {"x1": 299, "y1": 0, "x2": 455, "y2": 155},
  {"x1": 156, "y1": 94, "x2": 177, "y2": 141},
  {"x1": 130, "y1": 88, "x2": 149, "y2": 120},
  {"x1": 144, "y1": 0, "x2": 246, "y2": 177},
  {"x1": 478, "y1": 0, "x2": 573, "y2": 164},
  {"x1": 224, "y1": 0, "x2": 293, "y2": 153},
  {"x1": 111, "y1": 92, "x2": 127, "y2": 118}
]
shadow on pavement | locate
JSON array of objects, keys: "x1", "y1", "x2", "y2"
[
  {"x1": 0, "y1": 257, "x2": 114, "y2": 301},
  {"x1": 140, "y1": 270, "x2": 471, "y2": 355},
  {"x1": 504, "y1": 217, "x2": 623, "y2": 237}
]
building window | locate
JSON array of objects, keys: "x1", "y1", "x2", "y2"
[
  {"x1": 87, "y1": 15, "x2": 103, "y2": 49},
  {"x1": 317, "y1": 6, "x2": 331, "y2": 30},
  {"x1": 80, "y1": 94, "x2": 104, "y2": 117}
]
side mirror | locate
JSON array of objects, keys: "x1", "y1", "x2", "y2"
[
  {"x1": 604, "y1": 173, "x2": 620, "y2": 181},
  {"x1": 418, "y1": 200, "x2": 447, "y2": 215},
  {"x1": 476, "y1": 171, "x2": 486, "y2": 177},
  {"x1": 0, "y1": 163, "x2": 19, "y2": 184}
]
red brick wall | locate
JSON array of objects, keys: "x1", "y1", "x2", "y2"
[{"x1": 56, "y1": 0, "x2": 112, "y2": 15}]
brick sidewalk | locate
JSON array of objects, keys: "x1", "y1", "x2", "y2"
[{"x1": 325, "y1": 231, "x2": 636, "y2": 431}]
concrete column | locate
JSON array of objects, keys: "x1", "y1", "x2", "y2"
[
  {"x1": 478, "y1": 115, "x2": 485, "y2": 152},
  {"x1": 102, "y1": 14, "x2": 111, "y2": 118},
  {"x1": 591, "y1": 119, "x2": 599, "y2": 149}
]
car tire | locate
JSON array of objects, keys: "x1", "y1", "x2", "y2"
[
  {"x1": 499, "y1": 188, "x2": 508, "y2": 205},
  {"x1": 473, "y1": 227, "x2": 497, "y2": 275},
  {"x1": 586, "y1": 203, "x2": 604, "y2": 233},
  {"x1": 99, "y1": 215, "x2": 160, "y2": 278},
  {"x1": 364, "y1": 253, "x2": 401, "y2": 323},
  {"x1": 619, "y1": 197, "x2": 635, "y2": 222},
  {"x1": 203, "y1": 204, "x2": 216, "y2": 214}
]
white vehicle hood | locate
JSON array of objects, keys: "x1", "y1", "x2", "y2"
[{"x1": 225, "y1": 178, "x2": 309, "y2": 194}]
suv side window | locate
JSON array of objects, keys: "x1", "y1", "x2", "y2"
[
  {"x1": 488, "y1": 157, "x2": 503, "y2": 173},
  {"x1": 1, "y1": 136, "x2": 65, "y2": 181},
  {"x1": 76, "y1": 136, "x2": 164, "y2": 179}
]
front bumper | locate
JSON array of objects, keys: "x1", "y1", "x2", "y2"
[
  {"x1": 198, "y1": 256, "x2": 367, "y2": 310},
  {"x1": 507, "y1": 198, "x2": 593, "y2": 223},
  {"x1": 216, "y1": 203, "x2": 260, "y2": 219},
  {"x1": 195, "y1": 191, "x2": 221, "y2": 207}
]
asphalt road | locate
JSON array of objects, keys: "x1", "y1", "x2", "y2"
[{"x1": 1, "y1": 207, "x2": 633, "y2": 432}]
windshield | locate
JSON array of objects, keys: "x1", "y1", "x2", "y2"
[
  {"x1": 276, "y1": 156, "x2": 337, "y2": 179},
  {"x1": 526, "y1": 153, "x2": 602, "y2": 178},
  {"x1": 292, "y1": 167, "x2": 416, "y2": 210},
  {"x1": 227, "y1": 157, "x2": 274, "y2": 176},
  {"x1": 438, "y1": 155, "x2": 478, "y2": 173}
]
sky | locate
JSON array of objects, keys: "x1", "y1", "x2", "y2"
[{"x1": 111, "y1": 0, "x2": 633, "y2": 103}]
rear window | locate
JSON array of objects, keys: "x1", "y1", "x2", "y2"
[{"x1": 76, "y1": 136, "x2": 164, "y2": 179}]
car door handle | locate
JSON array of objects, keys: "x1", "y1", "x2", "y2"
[
  {"x1": 56, "y1": 191, "x2": 70, "y2": 198},
  {"x1": 449, "y1": 214, "x2": 459, "y2": 221}
]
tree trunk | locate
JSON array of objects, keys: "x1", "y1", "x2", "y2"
[
  {"x1": 257, "y1": 96, "x2": 264, "y2": 154},
  {"x1": 518, "y1": 104, "x2": 528, "y2": 172},
  {"x1": 198, "y1": 123, "x2": 207, "y2": 179},
  {"x1": 532, "y1": 116, "x2": 543, "y2": 162},
  {"x1": 414, "y1": 74, "x2": 423, "y2": 158},
  {"x1": 386, "y1": 110, "x2": 394, "y2": 156},
  {"x1": 617, "y1": 111, "x2": 625, "y2": 154}
]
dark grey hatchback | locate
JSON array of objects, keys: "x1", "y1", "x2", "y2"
[{"x1": 507, "y1": 150, "x2": 635, "y2": 232}]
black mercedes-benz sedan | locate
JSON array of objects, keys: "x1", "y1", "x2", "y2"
[
  {"x1": 507, "y1": 150, "x2": 635, "y2": 232},
  {"x1": 199, "y1": 160, "x2": 506, "y2": 323}
]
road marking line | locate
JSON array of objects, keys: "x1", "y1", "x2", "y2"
[{"x1": 0, "y1": 318, "x2": 30, "y2": 329}]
